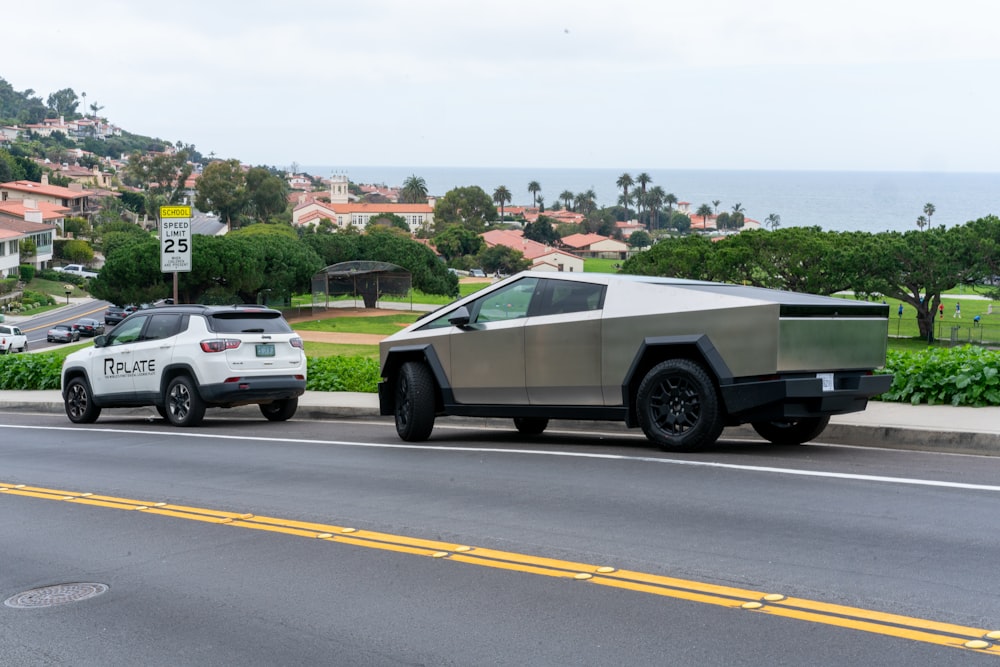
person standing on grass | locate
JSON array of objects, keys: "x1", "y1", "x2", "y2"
[{"x1": 955, "y1": 302, "x2": 961, "y2": 318}]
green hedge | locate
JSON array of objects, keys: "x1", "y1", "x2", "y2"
[
  {"x1": 0, "y1": 353, "x2": 380, "y2": 394},
  {"x1": 305, "y1": 356, "x2": 381, "y2": 393},
  {"x1": 879, "y1": 345, "x2": 1000, "y2": 407},
  {"x1": 0, "y1": 354, "x2": 63, "y2": 390}
]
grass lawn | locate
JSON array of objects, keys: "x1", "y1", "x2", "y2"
[
  {"x1": 837, "y1": 293, "x2": 1000, "y2": 344},
  {"x1": 304, "y1": 341, "x2": 379, "y2": 359},
  {"x1": 292, "y1": 314, "x2": 423, "y2": 334},
  {"x1": 584, "y1": 258, "x2": 623, "y2": 273}
]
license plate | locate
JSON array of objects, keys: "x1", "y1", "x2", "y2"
[
  {"x1": 816, "y1": 372, "x2": 834, "y2": 392},
  {"x1": 256, "y1": 343, "x2": 275, "y2": 357}
]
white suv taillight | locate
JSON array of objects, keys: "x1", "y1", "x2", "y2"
[
  {"x1": 290, "y1": 337, "x2": 303, "y2": 349},
  {"x1": 200, "y1": 338, "x2": 241, "y2": 353}
]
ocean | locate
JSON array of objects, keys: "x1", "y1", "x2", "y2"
[{"x1": 301, "y1": 166, "x2": 1000, "y2": 234}]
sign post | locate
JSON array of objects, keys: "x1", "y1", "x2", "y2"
[{"x1": 159, "y1": 205, "x2": 193, "y2": 304}]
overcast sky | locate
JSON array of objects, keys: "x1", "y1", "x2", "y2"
[{"x1": 6, "y1": 0, "x2": 1000, "y2": 172}]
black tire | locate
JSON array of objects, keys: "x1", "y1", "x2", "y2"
[
  {"x1": 636, "y1": 359, "x2": 725, "y2": 452},
  {"x1": 260, "y1": 397, "x2": 298, "y2": 422},
  {"x1": 513, "y1": 417, "x2": 549, "y2": 435},
  {"x1": 64, "y1": 377, "x2": 101, "y2": 424},
  {"x1": 164, "y1": 375, "x2": 206, "y2": 427},
  {"x1": 155, "y1": 404, "x2": 168, "y2": 420},
  {"x1": 395, "y1": 361, "x2": 436, "y2": 442},
  {"x1": 751, "y1": 416, "x2": 831, "y2": 445}
]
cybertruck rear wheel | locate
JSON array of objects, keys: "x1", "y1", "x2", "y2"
[
  {"x1": 636, "y1": 359, "x2": 725, "y2": 452},
  {"x1": 751, "y1": 416, "x2": 830, "y2": 445}
]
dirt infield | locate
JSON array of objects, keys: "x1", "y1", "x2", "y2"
[{"x1": 288, "y1": 307, "x2": 414, "y2": 345}]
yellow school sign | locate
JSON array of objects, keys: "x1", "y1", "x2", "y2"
[{"x1": 159, "y1": 205, "x2": 192, "y2": 273}]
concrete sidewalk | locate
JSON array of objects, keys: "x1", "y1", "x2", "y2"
[{"x1": 1, "y1": 390, "x2": 995, "y2": 456}]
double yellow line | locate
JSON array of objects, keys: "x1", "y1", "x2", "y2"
[{"x1": 3, "y1": 480, "x2": 998, "y2": 655}]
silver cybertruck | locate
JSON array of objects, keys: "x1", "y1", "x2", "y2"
[{"x1": 378, "y1": 272, "x2": 892, "y2": 451}]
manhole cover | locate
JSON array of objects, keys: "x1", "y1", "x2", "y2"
[{"x1": 4, "y1": 583, "x2": 109, "y2": 609}]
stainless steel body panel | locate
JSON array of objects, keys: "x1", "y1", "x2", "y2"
[
  {"x1": 450, "y1": 318, "x2": 527, "y2": 404},
  {"x1": 778, "y1": 318, "x2": 889, "y2": 371},
  {"x1": 525, "y1": 311, "x2": 603, "y2": 405}
]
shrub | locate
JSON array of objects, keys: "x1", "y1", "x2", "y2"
[
  {"x1": 879, "y1": 345, "x2": 1000, "y2": 407},
  {"x1": 306, "y1": 356, "x2": 380, "y2": 393},
  {"x1": 19, "y1": 264, "x2": 35, "y2": 282},
  {"x1": 0, "y1": 354, "x2": 63, "y2": 390}
]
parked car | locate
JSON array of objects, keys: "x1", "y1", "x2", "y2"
[
  {"x1": 48, "y1": 324, "x2": 81, "y2": 344},
  {"x1": 0, "y1": 324, "x2": 28, "y2": 353},
  {"x1": 378, "y1": 271, "x2": 892, "y2": 451},
  {"x1": 104, "y1": 305, "x2": 137, "y2": 326},
  {"x1": 53, "y1": 264, "x2": 99, "y2": 279},
  {"x1": 469, "y1": 268, "x2": 486, "y2": 277},
  {"x1": 72, "y1": 318, "x2": 105, "y2": 337},
  {"x1": 62, "y1": 304, "x2": 307, "y2": 427}
]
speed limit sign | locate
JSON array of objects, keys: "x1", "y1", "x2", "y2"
[{"x1": 160, "y1": 206, "x2": 192, "y2": 272}]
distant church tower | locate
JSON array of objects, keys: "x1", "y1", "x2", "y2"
[{"x1": 330, "y1": 173, "x2": 349, "y2": 204}]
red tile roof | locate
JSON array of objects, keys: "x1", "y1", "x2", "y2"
[
  {"x1": 0, "y1": 200, "x2": 70, "y2": 221},
  {"x1": 1, "y1": 180, "x2": 96, "y2": 199}
]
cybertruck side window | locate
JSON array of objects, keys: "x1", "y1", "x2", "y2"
[
  {"x1": 421, "y1": 278, "x2": 542, "y2": 329},
  {"x1": 470, "y1": 277, "x2": 541, "y2": 323}
]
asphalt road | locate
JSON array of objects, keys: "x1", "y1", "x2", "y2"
[
  {"x1": 13, "y1": 301, "x2": 110, "y2": 351},
  {"x1": 2, "y1": 412, "x2": 999, "y2": 665}
]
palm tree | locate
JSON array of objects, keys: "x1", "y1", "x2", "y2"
[
  {"x1": 732, "y1": 202, "x2": 745, "y2": 215},
  {"x1": 493, "y1": 185, "x2": 512, "y2": 223},
  {"x1": 696, "y1": 203, "x2": 713, "y2": 230},
  {"x1": 560, "y1": 190, "x2": 574, "y2": 210},
  {"x1": 616, "y1": 173, "x2": 634, "y2": 217},
  {"x1": 636, "y1": 172, "x2": 652, "y2": 220},
  {"x1": 712, "y1": 199, "x2": 721, "y2": 213},
  {"x1": 916, "y1": 215, "x2": 928, "y2": 231},
  {"x1": 765, "y1": 213, "x2": 781, "y2": 231},
  {"x1": 647, "y1": 186, "x2": 666, "y2": 231},
  {"x1": 664, "y1": 193, "x2": 678, "y2": 213},
  {"x1": 528, "y1": 181, "x2": 541, "y2": 208},
  {"x1": 575, "y1": 189, "x2": 597, "y2": 216},
  {"x1": 400, "y1": 174, "x2": 428, "y2": 203},
  {"x1": 923, "y1": 202, "x2": 936, "y2": 228}
]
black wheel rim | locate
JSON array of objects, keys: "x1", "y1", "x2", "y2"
[
  {"x1": 169, "y1": 383, "x2": 190, "y2": 421},
  {"x1": 67, "y1": 384, "x2": 87, "y2": 419},
  {"x1": 648, "y1": 373, "x2": 701, "y2": 435}
]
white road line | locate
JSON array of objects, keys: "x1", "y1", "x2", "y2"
[{"x1": 4, "y1": 423, "x2": 1000, "y2": 493}]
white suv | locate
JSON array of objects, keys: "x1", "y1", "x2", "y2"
[{"x1": 61, "y1": 305, "x2": 306, "y2": 426}]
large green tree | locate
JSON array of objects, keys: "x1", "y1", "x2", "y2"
[
  {"x1": 433, "y1": 186, "x2": 497, "y2": 233},
  {"x1": 852, "y1": 224, "x2": 983, "y2": 340},
  {"x1": 123, "y1": 148, "x2": 193, "y2": 221},
  {"x1": 245, "y1": 166, "x2": 289, "y2": 223},
  {"x1": 46, "y1": 88, "x2": 79, "y2": 117},
  {"x1": 432, "y1": 226, "x2": 483, "y2": 260},
  {"x1": 477, "y1": 244, "x2": 531, "y2": 275},
  {"x1": 194, "y1": 159, "x2": 248, "y2": 228},
  {"x1": 523, "y1": 216, "x2": 560, "y2": 245}
]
